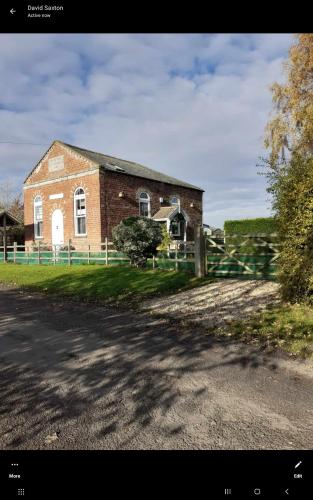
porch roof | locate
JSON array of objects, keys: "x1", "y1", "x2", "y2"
[
  {"x1": 0, "y1": 210, "x2": 21, "y2": 227},
  {"x1": 152, "y1": 206, "x2": 178, "y2": 220}
]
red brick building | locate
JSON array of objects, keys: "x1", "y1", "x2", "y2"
[{"x1": 23, "y1": 140, "x2": 203, "y2": 249}]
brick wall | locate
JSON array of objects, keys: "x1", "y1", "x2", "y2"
[
  {"x1": 99, "y1": 170, "x2": 203, "y2": 240},
  {"x1": 24, "y1": 141, "x2": 203, "y2": 248},
  {"x1": 24, "y1": 171, "x2": 101, "y2": 250},
  {"x1": 24, "y1": 141, "x2": 102, "y2": 250},
  {"x1": 24, "y1": 141, "x2": 98, "y2": 186}
]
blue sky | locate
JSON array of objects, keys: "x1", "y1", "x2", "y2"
[{"x1": 0, "y1": 33, "x2": 292, "y2": 227}]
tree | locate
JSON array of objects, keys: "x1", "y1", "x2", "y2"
[
  {"x1": 112, "y1": 216, "x2": 162, "y2": 267},
  {"x1": 0, "y1": 181, "x2": 23, "y2": 220},
  {"x1": 157, "y1": 223, "x2": 171, "y2": 252},
  {"x1": 264, "y1": 34, "x2": 313, "y2": 302},
  {"x1": 265, "y1": 34, "x2": 313, "y2": 167},
  {"x1": 7, "y1": 195, "x2": 24, "y2": 221}
]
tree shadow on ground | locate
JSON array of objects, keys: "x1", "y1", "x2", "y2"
[{"x1": 0, "y1": 285, "x2": 289, "y2": 450}]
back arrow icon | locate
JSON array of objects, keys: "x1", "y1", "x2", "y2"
[
  {"x1": 285, "y1": 489, "x2": 289, "y2": 495},
  {"x1": 10, "y1": 8, "x2": 16, "y2": 14}
]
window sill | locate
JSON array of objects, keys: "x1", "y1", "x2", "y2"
[
  {"x1": 35, "y1": 236, "x2": 44, "y2": 240},
  {"x1": 74, "y1": 234, "x2": 88, "y2": 238}
]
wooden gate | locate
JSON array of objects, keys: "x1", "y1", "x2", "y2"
[{"x1": 206, "y1": 233, "x2": 281, "y2": 279}]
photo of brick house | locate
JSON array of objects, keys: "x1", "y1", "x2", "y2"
[{"x1": 23, "y1": 140, "x2": 203, "y2": 249}]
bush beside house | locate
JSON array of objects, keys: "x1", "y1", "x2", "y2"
[{"x1": 112, "y1": 216, "x2": 162, "y2": 267}]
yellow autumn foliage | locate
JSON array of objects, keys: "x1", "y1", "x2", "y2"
[
  {"x1": 265, "y1": 34, "x2": 313, "y2": 166},
  {"x1": 265, "y1": 35, "x2": 313, "y2": 302}
]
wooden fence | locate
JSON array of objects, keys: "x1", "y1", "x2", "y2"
[
  {"x1": 0, "y1": 232, "x2": 281, "y2": 280},
  {"x1": 206, "y1": 233, "x2": 281, "y2": 279},
  {"x1": 0, "y1": 238, "x2": 196, "y2": 272}
]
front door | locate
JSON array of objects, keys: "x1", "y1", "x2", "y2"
[
  {"x1": 170, "y1": 213, "x2": 186, "y2": 240},
  {"x1": 52, "y1": 209, "x2": 64, "y2": 246}
]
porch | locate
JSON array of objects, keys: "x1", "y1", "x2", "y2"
[{"x1": 152, "y1": 206, "x2": 191, "y2": 241}]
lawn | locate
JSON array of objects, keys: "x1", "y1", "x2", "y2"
[
  {"x1": 214, "y1": 304, "x2": 313, "y2": 360},
  {"x1": 0, "y1": 263, "x2": 209, "y2": 304}
]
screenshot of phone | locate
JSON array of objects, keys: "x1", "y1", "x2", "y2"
[{"x1": 0, "y1": 4, "x2": 312, "y2": 498}]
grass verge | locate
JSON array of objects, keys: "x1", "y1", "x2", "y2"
[
  {"x1": 0, "y1": 263, "x2": 211, "y2": 305},
  {"x1": 213, "y1": 303, "x2": 313, "y2": 360}
]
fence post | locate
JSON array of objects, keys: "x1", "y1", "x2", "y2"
[
  {"x1": 152, "y1": 254, "x2": 156, "y2": 269},
  {"x1": 175, "y1": 242, "x2": 178, "y2": 271},
  {"x1": 68, "y1": 239, "x2": 71, "y2": 266},
  {"x1": 3, "y1": 212, "x2": 7, "y2": 262},
  {"x1": 105, "y1": 237, "x2": 108, "y2": 265},
  {"x1": 27, "y1": 246, "x2": 29, "y2": 265},
  {"x1": 88, "y1": 244, "x2": 90, "y2": 264},
  {"x1": 13, "y1": 241, "x2": 17, "y2": 264},
  {"x1": 38, "y1": 240, "x2": 41, "y2": 265},
  {"x1": 3, "y1": 235, "x2": 7, "y2": 262},
  {"x1": 194, "y1": 224, "x2": 206, "y2": 277}
]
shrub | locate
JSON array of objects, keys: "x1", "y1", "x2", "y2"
[
  {"x1": 112, "y1": 216, "x2": 162, "y2": 267},
  {"x1": 59, "y1": 244, "x2": 76, "y2": 251},
  {"x1": 271, "y1": 154, "x2": 313, "y2": 303},
  {"x1": 157, "y1": 224, "x2": 171, "y2": 252},
  {"x1": 30, "y1": 242, "x2": 51, "y2": 251}
]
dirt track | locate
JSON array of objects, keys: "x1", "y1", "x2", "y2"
[{"x1": 0, "y1": 283, "x2": 313, "y2": 450}]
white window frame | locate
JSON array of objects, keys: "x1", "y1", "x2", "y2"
[
  {"x1": 139, "y1": 192, "x2": 151, "y2": 217},
  {"x1": 34, "y1": 195, "x2": 43, "y2": 239},
  {"x1": 170, "y1": 196, "x2": 180, "y2": 206},
  {"x1": 74, "y1": 187, "x2": 87, "y2": 236}
]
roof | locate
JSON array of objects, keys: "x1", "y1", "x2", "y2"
[
  {"x1": 60, "y1": 141, "x2": 204, "y2": 191},
  {"x1": 152, "y1": 206, "x2": 178, "y2": 220},
  {"x1": 0, "y1": 210, "x2": 21, "y2": 227},
  {"x1": 203, "y1": 223, "x2": 223, "y2": 231}
]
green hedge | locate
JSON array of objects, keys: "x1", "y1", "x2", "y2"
[
  {"x1": 224, "y1": 217, "x2": 278, "y2": 235},
  {"x1": 221, "y1": 218, "x2": 280, "y2": 271}
]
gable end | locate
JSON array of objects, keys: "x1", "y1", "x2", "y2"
[{"x1": 24, "y1": 140, "x2": 100, "y2": 186}]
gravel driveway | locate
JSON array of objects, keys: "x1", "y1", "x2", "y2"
[
  {"x1": 142, "y1": 279, "x2": 281, "y2": 328},
  {"x1": 0, "y1": 282, "x2": 312, "y2": 450}
]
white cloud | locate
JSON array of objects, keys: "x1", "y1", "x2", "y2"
[{"x1": 0, "y1": 33, "x2": 292, "y2": 227}]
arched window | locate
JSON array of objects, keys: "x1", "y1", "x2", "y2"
[
  {"x1": 74, "y1": 188, "x2": 86, "y2": 235},
  {"x1": 170, "y1": 196, "x2": 180, "y2": 206},
  {"x1": 34, "y1": 195, "x2": 43, "y2": 238},
  {"x1": 139, "y1": 192, "x2": 150, "y2": 217}
]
